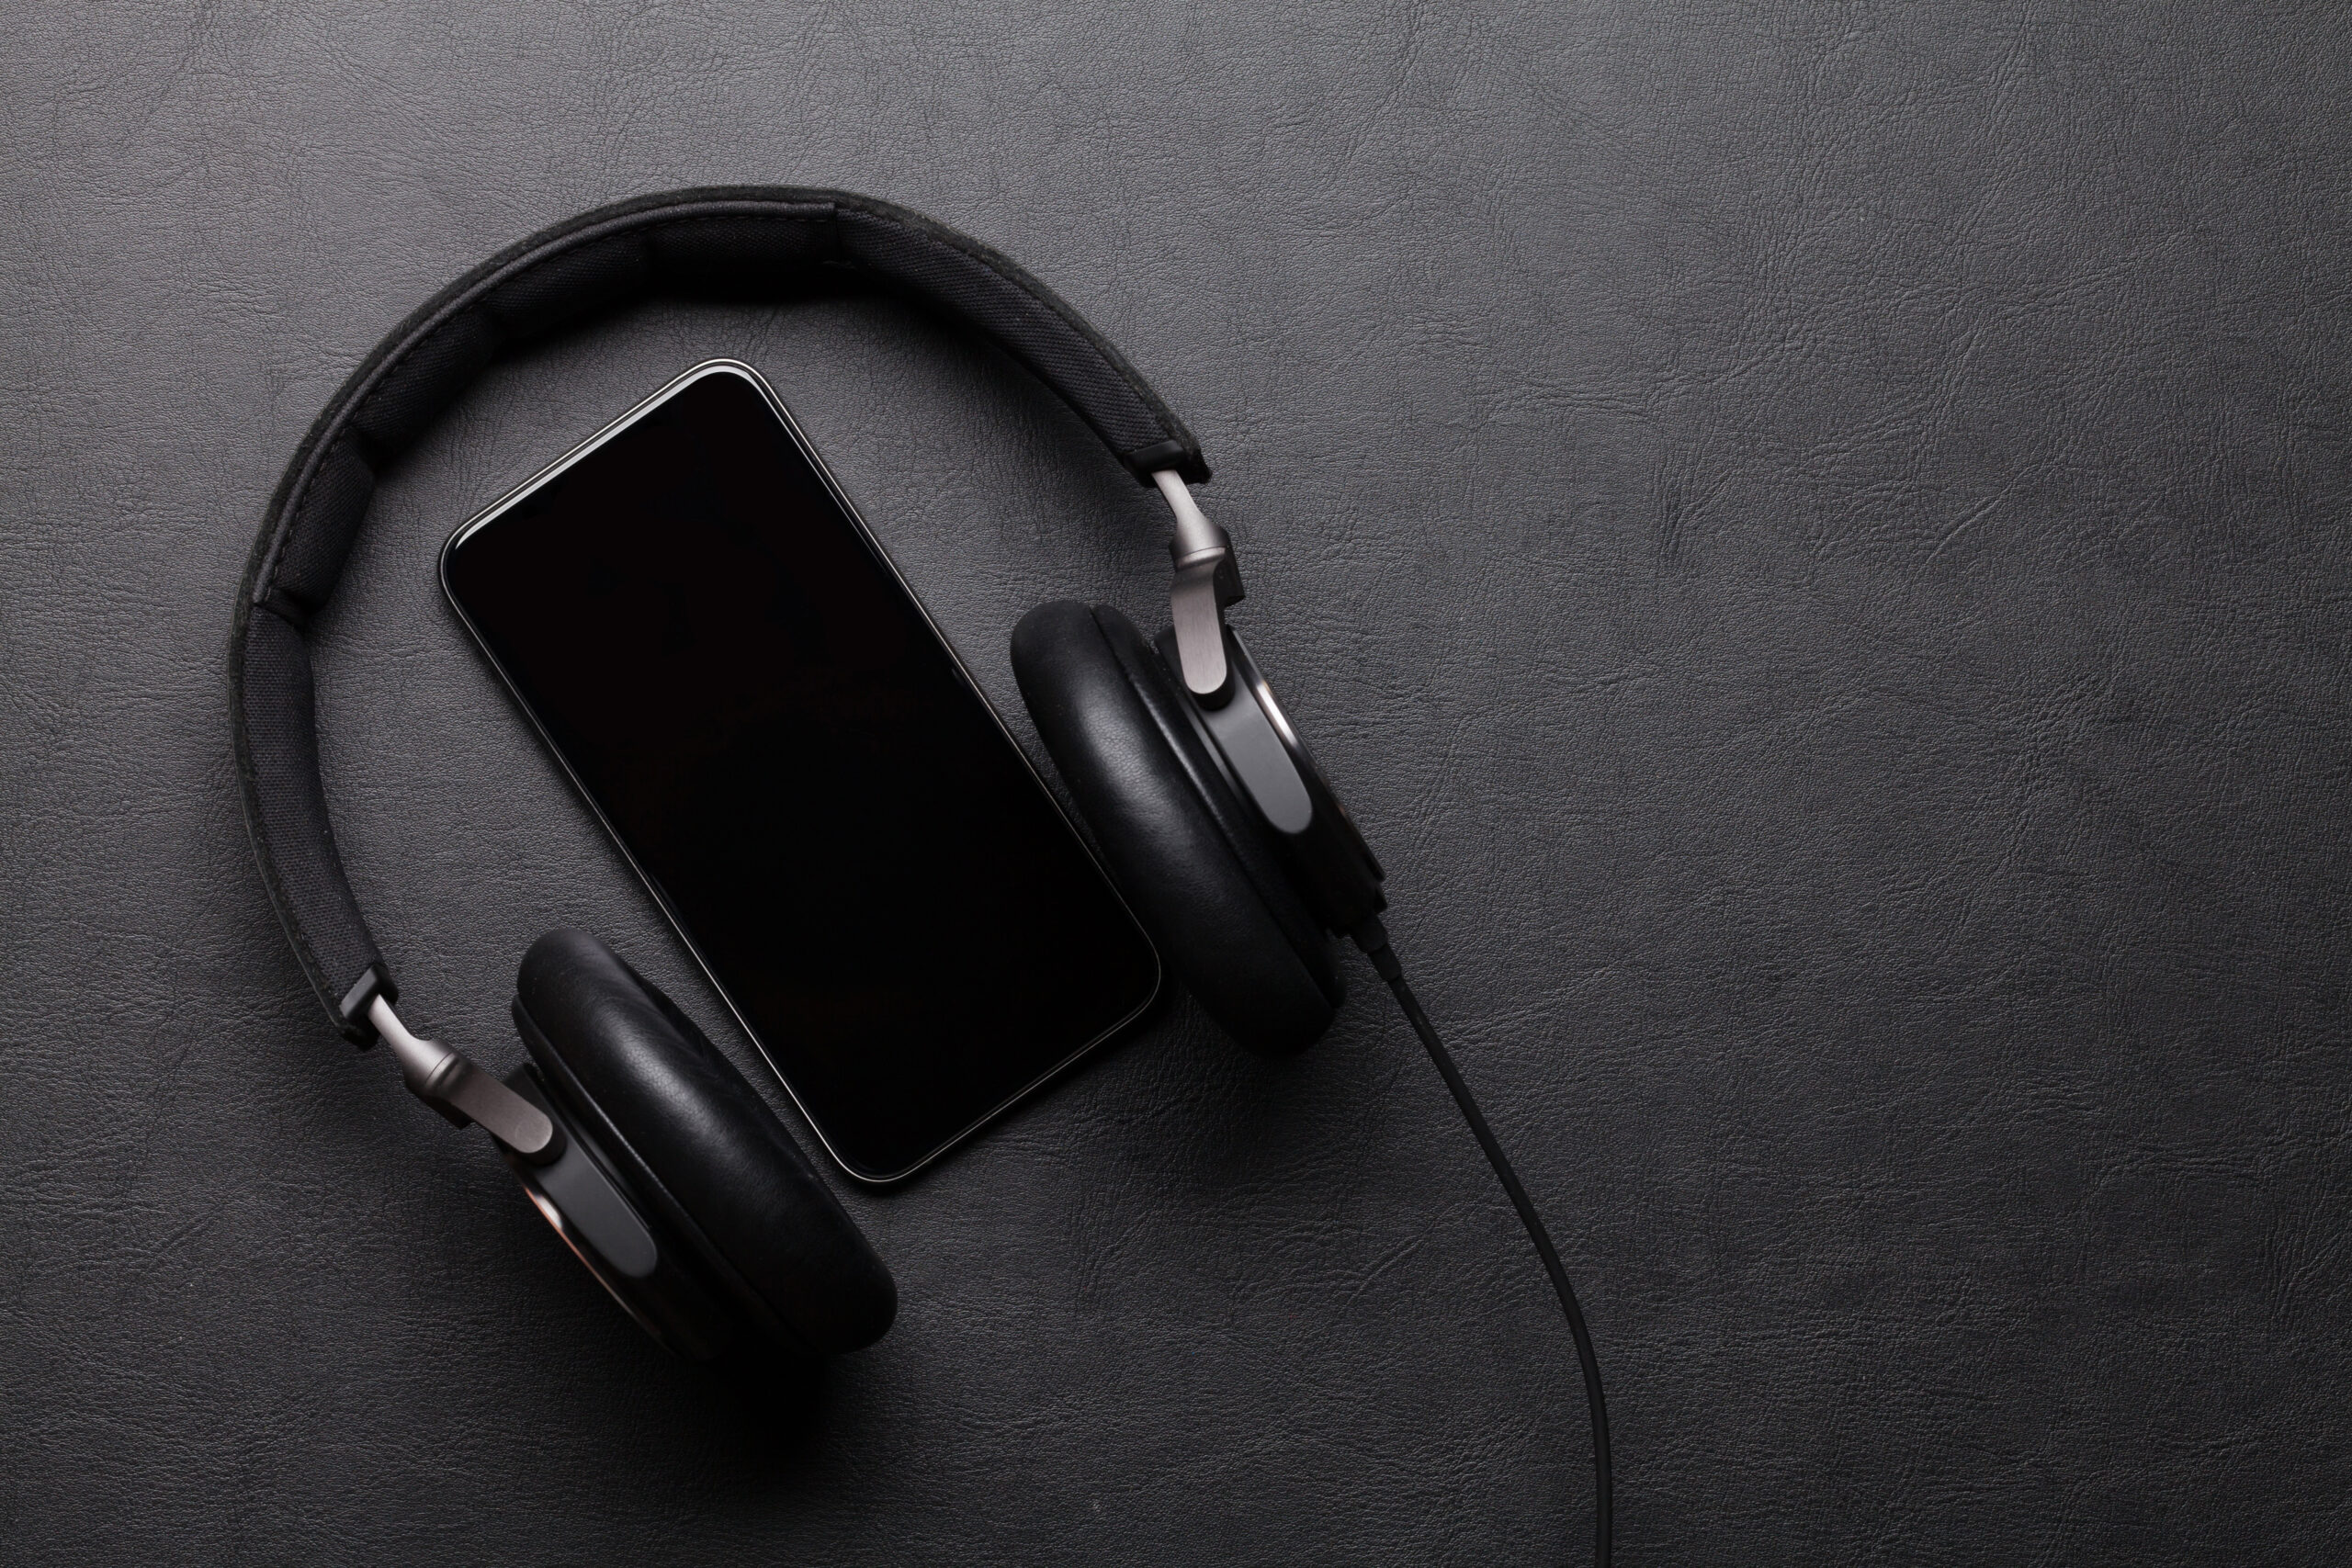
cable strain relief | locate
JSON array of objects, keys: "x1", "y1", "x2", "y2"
[{"x1": 1350, "y1": 917, "x2": 1402, "y2": 982}]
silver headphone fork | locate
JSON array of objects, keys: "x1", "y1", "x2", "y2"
[
  {"x1": 369, "y1": 996, "x2": 562, "y2": 1164},
  {"x1": 1156, "y1": 469, "x2": 1246, "y2": 701}
]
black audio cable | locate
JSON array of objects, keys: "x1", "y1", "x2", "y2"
[{"x1": 1353, "y1": 918, "x2": 1612, "y2": 1567}]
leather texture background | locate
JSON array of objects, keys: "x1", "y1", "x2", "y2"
[{"x1": 3, "y1": 4, "x2": 2346, "y2": 1562}]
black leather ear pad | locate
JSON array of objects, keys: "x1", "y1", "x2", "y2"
[
  {"x1": 512, "y1": 930, "x2": 896, "y2": 1356},
  {"x1": 1012, "y1": 601, "x2": 1340, "y2": 1055}
]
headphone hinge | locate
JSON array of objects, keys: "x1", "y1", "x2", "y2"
[
  {"x1": 368, "y1": 997, "x2": 565, "y2": 1165},
  {"x1": 1155, "y1": 469, "x2": 1246, "y2": 700}
]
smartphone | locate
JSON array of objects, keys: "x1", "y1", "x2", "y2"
[{"x1": 441, "y1": 360, "x2": 1160, "y2": 1183}]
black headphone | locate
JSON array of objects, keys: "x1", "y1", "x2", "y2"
[{"x1": 231, "y1": 187, "x2": 1611, "y2": 1560}]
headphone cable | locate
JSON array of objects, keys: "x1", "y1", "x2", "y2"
[{"x1": 1353, "y1": 919, "x2": 1612, "y2": 1567}]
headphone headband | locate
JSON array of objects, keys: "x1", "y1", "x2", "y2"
[{"x1": 232, "y1": 186, "x2": 1213, "y2": 1043}]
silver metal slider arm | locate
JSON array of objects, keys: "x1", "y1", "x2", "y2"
[
  {"x1": 1155, "y1": 468, "x2": 1245, "y2": 699},
  {"x1": 368, "y1": 997, "x2": 562, "y2": 1164}
]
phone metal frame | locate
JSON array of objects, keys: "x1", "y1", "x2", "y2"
[{"x1": 440, "y1": 358, "x2": 1162, "y2": 1185}]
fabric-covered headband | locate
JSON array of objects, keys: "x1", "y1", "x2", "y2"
[{"x1": 231, "y1": 186, "x2": 1212, "y2": 1043}]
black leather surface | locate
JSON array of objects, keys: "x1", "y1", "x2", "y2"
[
  {"x1": 515, "y1": 929, "x2": 896, "y2": 1356},
  {"x1": 3, "y1": 6, "x2": 2346, "y2": 1563},
  {"x1": 1013, "y1": 601, "x2": 1340, "y2": 1054}
]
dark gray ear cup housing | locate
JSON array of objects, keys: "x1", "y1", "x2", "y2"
[
  {"x1": 512, "y1": 929, "x2": 896, "y2": 1357},
  {"x1": 1012, "y1": 601, "x2": 1340, "y2": 1055}
]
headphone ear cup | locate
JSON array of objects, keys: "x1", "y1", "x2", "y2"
[
  {"x1": 512, "y1": 930, "x2": 896, "y2": 1357},
  {"x1": 1012, "y1": 600, "x2": 1340, "y2": 1055}
]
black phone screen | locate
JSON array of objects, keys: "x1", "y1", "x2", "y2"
[{"x1": 441, "y1": 363, "x2": 1159, "y2": 1181}]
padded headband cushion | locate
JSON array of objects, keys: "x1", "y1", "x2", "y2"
[
  {"x1": 232, "y1": 186, "x2": 1212, "y2": 1040},
  {"x1": 512, "y1": 929, "x2": 895, "y2": 1356},
  {"x1": 1012, "y1": 601, "x2": 1340, "y2": 1055}
]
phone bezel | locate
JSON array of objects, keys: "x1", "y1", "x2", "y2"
[{"x1": 439, "y1": 358, "x2": 1162, "y2": 1185}]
